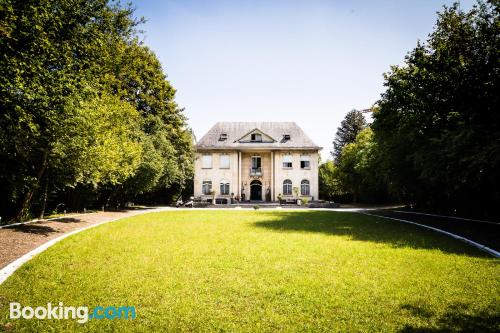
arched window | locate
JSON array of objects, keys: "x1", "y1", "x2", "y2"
[
  {"x1": 220, "y1": 180, "x2": 230, "y2": 195},
  {"x1": 283, "y1": 179, "x2": 292, "y2": 195},
  {"x1": 301, "y1": 179, "x2": 310, "y2": 196},
  {"x1": 202, "y1": 180, "x2": 212, "y2": 195}
]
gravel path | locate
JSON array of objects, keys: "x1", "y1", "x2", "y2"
[{"x1": 0, "y1": 208, "x2": 171, "y2": 269}]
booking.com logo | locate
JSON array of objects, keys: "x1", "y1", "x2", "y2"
[{"x1": 10, "y1": 302, "x2": 136, "y2": 324}]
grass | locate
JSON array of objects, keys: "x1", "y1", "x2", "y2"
[{"x1": 0, "y1": 210, "x2": 498, "y2": 332}]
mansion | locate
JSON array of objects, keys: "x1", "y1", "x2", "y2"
[{"x1": 194, "y1": 122, "x2": 321, "y2": 203}]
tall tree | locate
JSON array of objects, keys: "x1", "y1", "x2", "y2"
[
  {"x1": 0, "y1": 0, "x2": 194, "y2": 221},
  {"x1": 373, "y1": 1, "x2": 499, "y2": 216},
  {"x1": 337, "y1": 127, "x2": 389, "y2": 203},
  {"x1": 332, "y1": 110, "x2": 367, "y2": 162}
]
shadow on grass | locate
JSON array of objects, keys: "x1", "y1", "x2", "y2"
[
  {"x1": 399, "y1": 302, "x2": 500, "y2": 332},
  {"x1": 253, "y1": 211, "x2": 491, "y2": 258}
]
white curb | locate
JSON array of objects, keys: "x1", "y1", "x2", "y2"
[
  {"x1": 361, "y1": 212, "x2": 500, "y2": 258},
  {"x1": 393, "y1": 210, "x2": 499, "y2": 225},
  {"x1": 0, "y1": 208, "x2": 170, "y2": 285}
]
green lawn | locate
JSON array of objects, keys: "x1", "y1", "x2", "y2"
[{"x1": 0, "y1": 211, "x2": 498, "y2": 332}]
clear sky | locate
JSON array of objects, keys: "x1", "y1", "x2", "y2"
[{"x1": 130, "y1": 0, "x2": 475, "y2": 160}]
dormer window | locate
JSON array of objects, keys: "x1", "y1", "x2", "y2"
[
  {"x1": 219, "y1": 133, "x2": 227, "y2": 141},
  {"x1": 251, "y1": 133, "x2": 262, "y2": 142},
  {"x1": 283, "y1": 134, "x2": 290, "y2": 140}
]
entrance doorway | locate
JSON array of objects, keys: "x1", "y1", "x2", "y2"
[{"x1": 250, "y1": 180, "x2": 262, "y2": 201}]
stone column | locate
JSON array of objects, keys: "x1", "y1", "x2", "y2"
[
  {"x1": 270, "y1": 151, "x2": 274, "y2": 201},
  {"x1": 238, "y1": 151, "x2": 242, "y2": 201}
]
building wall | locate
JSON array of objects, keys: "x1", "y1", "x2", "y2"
[
  {"x1": 240, "y1": 152, "x2": 272, "y2": 201},
  {"x1": 273, "y1": 151, "x2": 319, "y2": 201},
  {"x1": 194, "y1": 151, "x2": 239, "y2": 201},
  {"x1": 194, "y1": 149, "x2": 319, "y2": 202}
]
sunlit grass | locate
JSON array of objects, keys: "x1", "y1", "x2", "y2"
[{"x1": 0, "y1": 211, "x2": 498, "y2": 332}]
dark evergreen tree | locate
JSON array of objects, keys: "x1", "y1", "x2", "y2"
[{"x1": 332, "y1": 110, "x2": 367, "y2": 162}]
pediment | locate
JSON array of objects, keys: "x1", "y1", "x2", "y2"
[{"x1": 235, "y1": 128, "x2": 276, "y2": 143}]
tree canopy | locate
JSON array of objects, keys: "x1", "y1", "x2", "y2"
[{"x1": 0, "y1": 0, "x2": 194, "y2": 221}]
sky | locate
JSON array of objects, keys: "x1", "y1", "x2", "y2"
[{"x1": 130, "y1": 0, "x2": 475, "y2": 160}]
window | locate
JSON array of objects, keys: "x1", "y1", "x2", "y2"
[
  {"x1": 219, "y1": 154, "x2": 230, "y2": 169},
  {"x1": 202, "y1": 180, "x2": 212, "y2": 195},
  {"x1": 220, "y1": 181, "x2": 230, "y2": 195},
  {"x1": 251, "y1": 133, "x2": 262, "y2": 142},
  {"x1": 300, "y1": 155, "x2": 310, "y2": 169},
  {"x1": 251, "y1": 156, "x2": 262, "y2": 175},
  {"x1": 282, "y1": 154, "x2": 293, "y2": 168},
  {"x1": 202, "y1": 154, "x2": 212, "y2": 169},
  {"x1": 283, "y1": 134, "x2": 290, "y2": 140},
  {"x1": 219, "y1": 133, "x2": 227, "y2": 141},
  {"x1": 301, "y1": 179, "x2": 310, "y2": 195},
  {"x1": 283, "y1": 179, "x2": 292, "y2": 195}
]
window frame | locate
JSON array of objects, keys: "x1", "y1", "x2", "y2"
[
  {"x1": 282, "y1": 154, "x2": 293, "y2": 169},
  {"x1": 219, "y1": 154, "x2": 230, "y2": 169},
  {"x1": 201, "y1": 154, "x2": 212, "y2": 169},
  {"x1": 300, "y1": 179, "x2": 310, "y2": 196},
  {"x1": 251, "y1": 133, "x2": 262, "y2": 142},
  {"x1": 300, "y1": 155, "x2": 311, "y2": 169},
  {"x1": 202, "y1": 180, "x2": 212, "y2": 195},
  {"x1": 219, "y1": 181, "x2": 230, "y2": 195},
  {"x1": 283, "y1": 179, "x2": 292, "y2": 196}
]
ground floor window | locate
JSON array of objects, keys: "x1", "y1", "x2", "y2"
[
  {"x1": 283, "y1": 179, "x2": 292, "y2": 195},
  {"x1": 220, "y1": 181, "x2": 230, "y2": 195},
  {"x1": 202, "y1": 180, "x2": 212, "y2": 195},
  {"x1": 301, "y1": 179, "x2": 310, "y2": 195}
]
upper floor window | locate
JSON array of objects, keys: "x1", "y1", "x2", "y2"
[
  {"x1": 219, "y1": 154, "x2": 230, "y2": 169},
  {"x1": 301, "y1": 179, "x2": 310, "y2": 195},
  {"x1": 220, "y1": 180, "x2": 230, "y2": 195},
  {"x1": 219, "y1": 133, "x2": 227, "y2": 141},
  {"x1": 202, "y1": 180, "x2": 212, "y2": 194},
  {"x1": 300, "y1": 155, "x2": 310, "y2": 169},
  {"x1": 283, "y1": 179, "x2": 292, "y2": 195},
  {"x1": 202, "y1": 154, "x2": 212, "y2": 169},
  {"x1": 251, "y1": 133, "x2": 262, "y2": 142},
  {"x1": 282, "y1": 154, "x2": 293, "y2": 169}
]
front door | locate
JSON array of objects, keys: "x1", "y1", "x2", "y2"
[{"x1": 250, "y1": 180, "x2": 262, "y2": 201}]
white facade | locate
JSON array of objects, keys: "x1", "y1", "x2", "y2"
[
  {"x1": 194, "y1": 122, "x2": 321, "y2": 203},
  {"x1": 194, "y1": 150, "x2": 320, "y2": 202}
]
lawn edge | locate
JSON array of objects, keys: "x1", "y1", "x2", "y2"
[
  {"x1": 361, "y1": 212, "x2": 500, "y2": 258},
  {"x1": 0, "y1": 208, "x2": 170, "y2": 285}
]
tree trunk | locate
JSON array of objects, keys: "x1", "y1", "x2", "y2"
[
  {"x1": 39, "y1": 172, "x2": 49, "y2": 219},
  {"x1": 16, "y1": 150, "x2": 48, "y2": 221}
]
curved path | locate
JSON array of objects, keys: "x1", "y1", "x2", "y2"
[{"x1": 0, "y1": 208, "x2": 172, "y2": 270}]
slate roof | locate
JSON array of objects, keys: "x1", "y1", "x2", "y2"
[{"x1": 196, "y1": 122, "x2": 321, "y2": 150}]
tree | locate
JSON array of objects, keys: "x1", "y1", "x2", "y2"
[
  {"x1": 318, "y1": 160, "x2": 343, "y2": 201},
  {"x1": 332, "y1": 110, "x2": 367, "y2": 162},
  {"x1": 0, "y1": 0, "x2": 194, "y2": 221},
  {"x1": 373, "y1": 1, "x2": 499, "y2": 217},
  {"x1": 101, "y1": 41, "x2": 195, "y2": 205},
  {"x1": 0, "y1": 0, "x2": 143, "y2": 220},
  {"x1": 334, "y1": 127, "x2": 391, "y2": 203}
]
